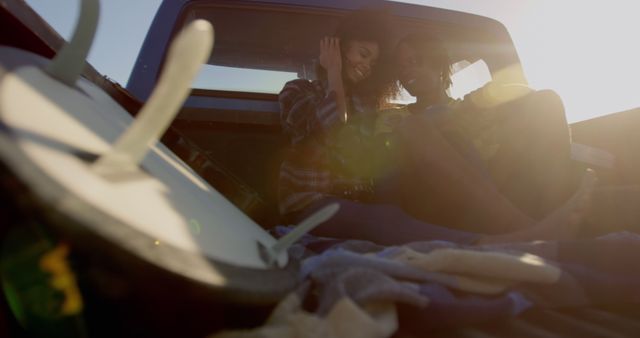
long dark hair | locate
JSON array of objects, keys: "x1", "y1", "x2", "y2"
[{"x1": 315, "y1": 9, "x2": 399, "y2": 109}]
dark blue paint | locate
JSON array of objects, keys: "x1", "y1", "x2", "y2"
[{"x1": 126, "y1": 0, "x2": 517, "y2": 121}]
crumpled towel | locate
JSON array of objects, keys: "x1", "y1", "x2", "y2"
[
  {"x1": 210, "y1": 288, "x2": 398, "y2": 338},
  {"x1": 211, "y1": 255, "x2": 431, "y2": 338},
  {"x1": 387, "y1": 247, "x2": 561, "y2": 295}
]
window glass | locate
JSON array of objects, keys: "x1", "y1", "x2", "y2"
[
  {"x1": 183, "y1": 4, "x2": 342, "y2": 93},
  {"x1": 448, "y1": 59, "x2": 492, "y2": 99},
  {"x1": 182, "y1": 4, "x2": 493, "y2": 99},
  {"x1": 391, "y1": 59, "x2": 492, "y2": 105},
  {"x1": 193, "y1": 65, "x2": 297, "y2": 94}
]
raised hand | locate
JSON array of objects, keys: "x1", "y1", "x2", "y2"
[
  {"x1": 319, "y1": 36, "x2": 347, "y2": 122},
  {"x1": 319, "y1": 37, "x2": 342, "y2": 77}
]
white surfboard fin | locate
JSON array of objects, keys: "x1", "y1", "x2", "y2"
[
  {"x1": 46, "y1": 0, "x2": 100, "y2": 86},
  {"x1": 259, "y1": 203, "x2": 340, "y2": 267},
  {"x1": 93, "y1": 19, "x2": 214, "y2": 177}
]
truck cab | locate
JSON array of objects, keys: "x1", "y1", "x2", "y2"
[{"x1": 127, "y1": 0, "x2": 530, "y2": 225}]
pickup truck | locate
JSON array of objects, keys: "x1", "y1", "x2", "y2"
[{"x1": 1, "y1": 0, "x2": 639, "y2": 337}]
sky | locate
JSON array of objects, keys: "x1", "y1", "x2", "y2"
[{"x1": 25, "y1": 0, "x2": 640, "y2": 123}]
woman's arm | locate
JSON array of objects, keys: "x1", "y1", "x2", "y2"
[
  {"x1": 320, "y1": 37, "x2": 347, "y2": 123},
  {"x1": 279, "y1": 37, "x2": 348, "y2": 144}
]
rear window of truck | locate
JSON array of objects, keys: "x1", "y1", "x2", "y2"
[{"x1": 181, "y1": 3, "x2": 492, "y2": 100}]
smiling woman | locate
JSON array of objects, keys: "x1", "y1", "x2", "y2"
[{"x1": 340, "y1": 40, "x2": 379, "y2": 84}]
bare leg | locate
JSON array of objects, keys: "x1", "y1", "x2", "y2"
[
  {"x1": 395, "y1": 113, "x2": 535, "y2": 234},
  {"x1": 488, "y1": 90, "x2": 578, "y2": 219},
  {"x1": 477, "y1": 169, "x2": 597, "y2": 244}
]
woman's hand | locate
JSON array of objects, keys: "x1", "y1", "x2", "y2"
[
  {"x1": 319, "y1": 37, "x2": 342, "y2": 77},
  {"x1": 319, "y1": 37, "x2": 347, "y2": 122}
]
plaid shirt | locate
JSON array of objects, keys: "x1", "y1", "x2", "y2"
[{"x1": 278, "y1": 79, "x2": 376, "y2": 215}]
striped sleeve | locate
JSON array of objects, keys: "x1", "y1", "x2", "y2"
[{"x1": 279, "y1": 79, "x2": 342, "y2": 144}]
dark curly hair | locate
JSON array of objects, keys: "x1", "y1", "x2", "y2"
[
  {"x1": 397, "y1": 31, "x2": 453, "y2": 94},
  {"x1": 315, "y1": 9, "x2": 399, "y2": 109}
]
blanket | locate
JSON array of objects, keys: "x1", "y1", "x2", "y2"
[{"x1": 212, "y1": 230, "x2": 640, "y2": 338}]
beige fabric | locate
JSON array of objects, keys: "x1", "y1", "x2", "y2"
[
  {"x1": 390, "y1": 247, "x2": 561, "y2": 295},
  {"x1": 211, "y1": 293, "x2": 398, "y2": 338},
  {"x1": 444, "y1": 274, "x2": 513, "y2": 295},
  {"x1": 326, "y1": 299, "x2": 397, "y2": 338}
]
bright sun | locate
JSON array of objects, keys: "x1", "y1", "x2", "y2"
[
  {"x1": 401, "y1": 0, "x2": 640, "y2": 122},
  {"x1": 516, "y1": 1, "x2": 640, "y2": 122}
]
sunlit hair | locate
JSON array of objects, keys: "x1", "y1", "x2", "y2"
[
  {"x1": 315, "y1": 9, "x2": 399, "y2": 109},
  {"x1": 398, "y1": 31, "x2": 452, "y2": 93}
]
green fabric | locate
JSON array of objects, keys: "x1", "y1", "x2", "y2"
[
  {"x1": 327, "y1": 113, "x2": 401, "y2": 184},
  {"x1": 1, "y1": 221, "x2": 87, "y2": 338}
]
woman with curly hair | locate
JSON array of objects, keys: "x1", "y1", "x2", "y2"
[{"x1": 278, "y1": 11, "x2": 596, "y2": 246}]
